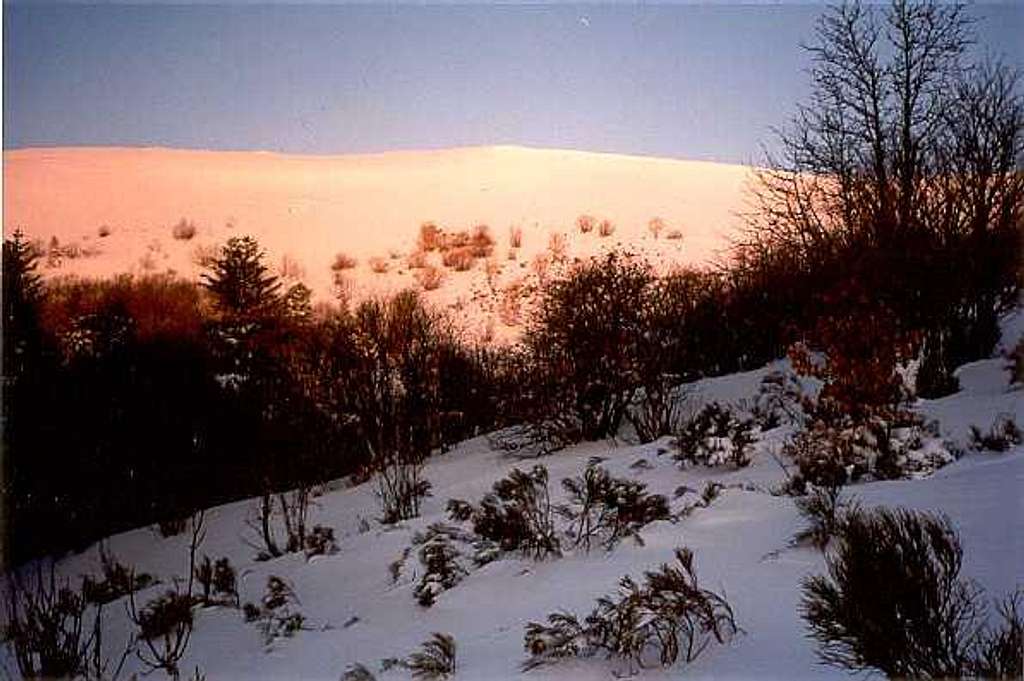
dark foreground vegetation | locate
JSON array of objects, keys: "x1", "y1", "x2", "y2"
[{"x1": 2, "y1": 0, "x2": 1022, "y2": 577}]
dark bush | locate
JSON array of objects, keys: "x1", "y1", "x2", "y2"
[
  {"x1": 791, "y1": 485, "x2": 859, "y2": 551},
  {"x1": 245, "y1": 576, "x2": 305, "y2": 645},
  {"x1": 673, "y1": 402, "x2": 756, "y2": 469},
  {"x1": 523, "y1": 548, "x2": 738, "y2": 671},
  {"x1": 82, "y1": 542, "x2": 155, "y2": 605},
  {"x1": 557, "y1": 464, "x2": 670, "y2": 552},
  {"x1": 446, "y1": 465, "x2": 559, "y2": 559},
  {"x1": 801, "y1": 506, "x2": 1021, "y2": 677},
  {"x1": 969, "y1": 415, "x2": 1023, "y2": 452}
]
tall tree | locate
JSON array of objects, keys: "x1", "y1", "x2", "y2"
[
  {"x1": 201, "y1": 235, "x2": 281, "y2": 319},
  {"x1": 742, "y1": 0, "x2": 1023, "y2": 394}
]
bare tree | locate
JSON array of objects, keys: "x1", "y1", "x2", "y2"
[{"x1": 742, "y1": 0, "x2": 1023, "y2": 393}]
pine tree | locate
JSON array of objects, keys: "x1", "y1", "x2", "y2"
[{"x1": 201, "y1": 236, "x2": 281, "y2": 319}]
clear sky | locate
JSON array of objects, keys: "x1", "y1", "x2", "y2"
[{"x1": 4, "y1": 3, "x2": 1022, "y2": 163}]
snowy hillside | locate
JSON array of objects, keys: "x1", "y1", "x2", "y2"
[{"x1": 4, "y1": 310, "x2": 1022, "y2": 681}]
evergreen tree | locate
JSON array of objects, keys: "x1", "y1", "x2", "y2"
[{"x1": 201, "y1": 236, "x2": 281, "y2": 319}]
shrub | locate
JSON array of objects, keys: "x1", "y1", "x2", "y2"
[
  {"x1": 470, "y1": 224, "x2": 496, "y2": 258},
  {"x1": 627, "y1": 378, "x2": 688, "y2": 444},
  {"x1": 446, "y1": 465, "x2": 559, "y2": 559},
  {"x1": 556, "y1": 464, "x2": 670, "y2": 552},
  {"x1": 1009, "y1": 339, "x2": 1024, "y2": 385},
  {"x1": 332, "y1": 252, "x2": 358, "y2": 271},
  {"x1": 801, "y1": 506, "x2": 1022, "y2": 678},
  {"x1": 406, "y1": 250, "x2": 427, "y2": 269},
  {"x1": 576, "y1": 214, "x2": 596, "y2": 234},
  {"x1": 341, "y1": 663, "x2": 378, "y2": 681},
  {"x1": 157, "y1": 516, "x2": 190, "y2": 537},
  {"x1": 129, "y1": 589, "x2": 194, "y2": 678},
  {"x1": 750, "y1": 369, "x2": 809, "y2": 430},
  {"x1": 98, "y1": 224, "x2": 111, "y2": 238},
  {"x1": 528, "y1": 254, "x2": 654, "y2": 440},
  {"x1": 673, "y1": 402, "x2": 756, "y2": 469},
  {"x1": 969, "y1": 414, "x2": 1023, "y2": 452},
  {"x1": 648, "y1": 217, "x2": 666, "y2": 239},
  {"x1": 172, "y1": 219, "x2": 198, "y2": 240},
  {"x1": 547, "y1": 232, "x2": 567, "y2": 261},
  {"x1": 82, "y1": 542, "x2": 156, "y2": 605},
  {"x1": 784, "y1": 410, "x2": 955, "y2": 486},
  {"x1": 597, "y1": 219, "x2": 615, "y2": 237},
  {"x1": 509, "y1": 225, "x2": 523, "y2": 248},
  {"x1": 4, "y1": 564, "x2": 130, "y2": 680},
  {"x1": 194, "y1": 555, "x2": 239, "y2": 607},
  {"x1": 442, "y1": 246, "x2": 474, "y2": 271},
  {"x1": 304, "y1": 525, "x2": 337, "y2": 557},
  {"x1": 791, "y1": 485, "x2": 859, "y2": 551},
  {"x1": 386, "y1": 633, "x2": 457, "y2": 680},
  {"x1": 666, "y1": 229, "x2": 683, "y2": 240},
  {"x1": 416, "y1": 265, "x2": 444, "y2": 291},
  {"x1": 523, "y1": 548, "x2": 738, "y2": 671},
  {"x1": 418, "y1": 222, "x2": 444, "y2": 252},
  {"x1": 245, "y1": 576, "x2": 305, "y2": 645},
  {"x1": 246, "y1": 486, "x2": 331, "y2": 559},
  {"x1": 369, "y1": 256, "x2": 390, "y2": 274}
]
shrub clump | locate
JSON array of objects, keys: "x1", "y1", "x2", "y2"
[
  {"x1": 446, "y1": 465, "x2": 560, "y2": 560},
  {"x1": 791, "y1": 485, "x2": 859, "y2": 551},
  {"x1": 243, "y1": 576, "x2": 305, "y2": 645},
  {"x1": 332, "y1": 252, "x2": 358, "y2": 271},
  {"x1": 384, "y1": 632, "x2": 457, "y2": 680},
  {"x1": 802, "y1": 506, "x2": 1022, "y2": 678},
  {"x1": 390, "y1": 523, "x2": 498, "y2": 608},
  {"x1": 193, "y1": 556, "x2": 240, "y2": 607},
  {"x1": 969, "y1": 414, "x2": 1022, "y2": 452},
  {"x1": 82, "y1": 543, "x2": 156, "y2": 605},
  {"x1": 523, "y1": 548, "x2": 738, "y2": 671},
  {"x1": 673, "y1": 402, "x2": 756, "y2": 469},
  {"x1": 172, "y1": 219, "x2": 198, "y2": 240},
  {"x1": 556, "y1": 464, "x2": 670, "y2": 552}
]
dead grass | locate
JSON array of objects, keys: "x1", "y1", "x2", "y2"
[
  {"x1": 416, "y1": 265, "x2": 445, "y2": 291},
  {"x1": 577, "y1": 214, "x2": 597, "y2": 234},
  {"x1": 442, "y1": 246, "x2": 475, "y2": 271}
]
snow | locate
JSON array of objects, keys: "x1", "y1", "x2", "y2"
[{"x1": 3, "y1": 316, "x2": 1022, "y2": 681}]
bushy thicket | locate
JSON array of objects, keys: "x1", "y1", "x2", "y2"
[
  {"x1": 802, "y1": 506, "x2": 1023, "y2": 678},
  {"x1": 2, "y1": 233, "x2": 512, "y2": 564},
  {"x1": 523, "y1": 548, "x2": 738, "y2": 672}
]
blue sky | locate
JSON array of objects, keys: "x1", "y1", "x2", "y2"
[{"x1": 4, "y1": 3, "x2": 1022, "y2": 163}]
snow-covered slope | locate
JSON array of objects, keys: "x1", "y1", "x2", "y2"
[{"x1": 4, "y1": 320, "x2": 1022, "y2": 681}]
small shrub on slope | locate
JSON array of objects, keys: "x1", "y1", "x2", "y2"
[
  {"x1": 244, "y1": 576, "x2": 305, "y2": 645},
  {"x1": 969, "y1": 414, "x2": 1023, "y2": 452},
  {"x1": 801, "y1": 506, "x2": 1023, "y2": 678},
  {"x1": 673, "y1": 402, "x2": 756, "y2": 469},
  {"x1": 193, "y1": 556, "x2": 239, "y2": 607},
  {"x1": 791, "y1": 485, "x2": 859, "y2": 551},
  {"x1": 390, "y1": 524, "x2": 499, "y2": 607},
  {"x1": 523, "y1": 548, "x2": 738, "y2": 671},
  {"x1": 446, "y1": 465, "x2": 560, "y2": 559},
  {"x1": 556, "y1": 464, "x2": 670, "y2": 552},
  {"x1": 82, "y1": 542, "x2": 156, "y2": 605},
  {"x1": 385, "y1": 633, "x2": 457, "y2": 680}
]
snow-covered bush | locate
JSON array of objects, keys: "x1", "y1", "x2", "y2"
[
  {"x1": 673, "y1": 402, "x2": 756, "y2": 469},
  {"x1": 340, "y1": 663, "x2": 377, "y2": 681},
  {"x1": 244, "y1": 576, "x2": 305, "y2": 645},
  {"x1": 523, "y1": 548, "x2": 738, "y2": 671},
  {"x1": 802, "y1": 507, "x2": 1022, "y2": 678},
  {"x1": 750, "y1": 369, "x2": 810, "y2": 429},
  {"x1": 390, "y1": 524, "x2": 499, "y2": 607},
  {"x1": 384, "y1": 632, "x2": 457, "y2": 680},
  {"x1": 785, "y1": 411, "x2": 954, "y2": 487},
  {"x1": 304, "y1": 525, "x2": 337, "y2": 557},
  {"x1": 446, "y1": 465, "x2": 560, "y2": 559},
  {"x1": 557, "y1": 464, "x2": 670, "y2": 552},
  {"x1": 968, "y1": 414, "x2": 1022, "y2": 452}
]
